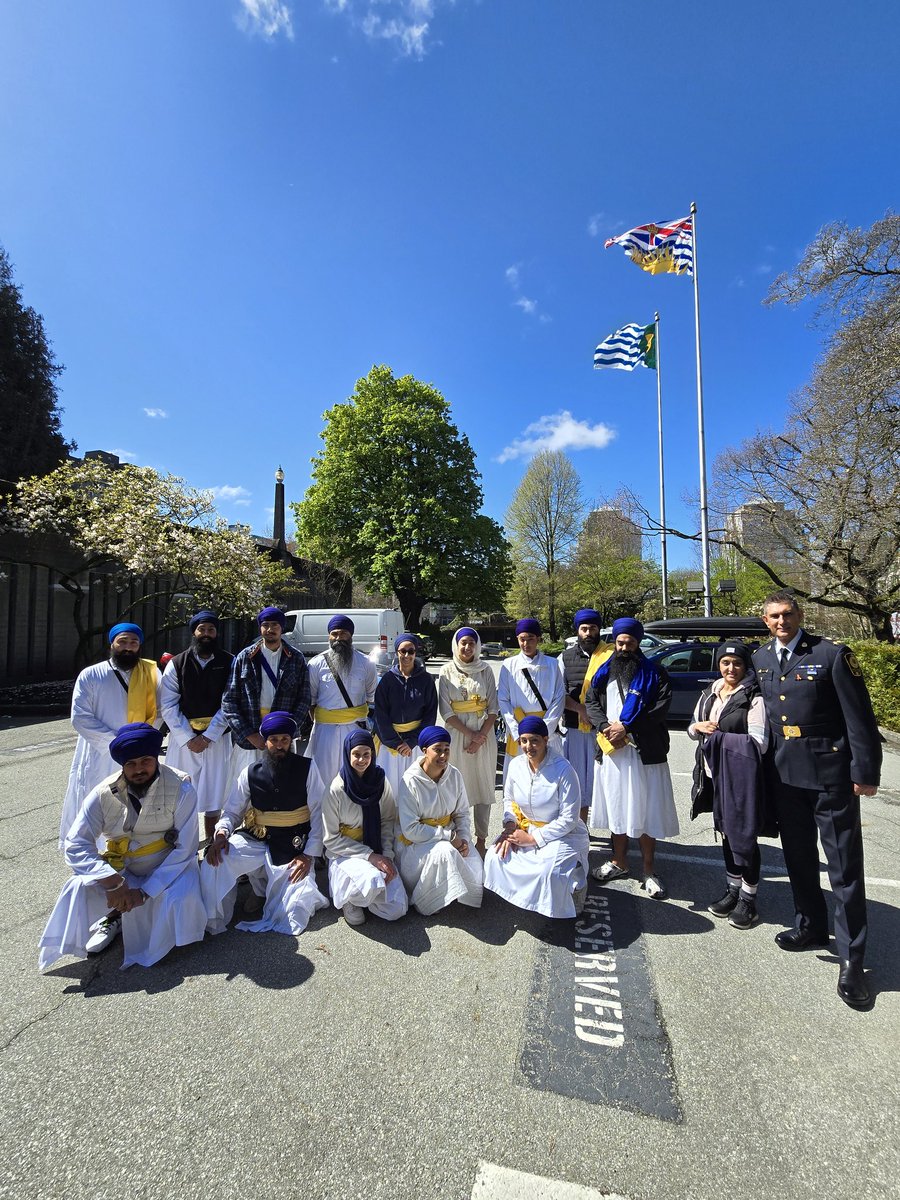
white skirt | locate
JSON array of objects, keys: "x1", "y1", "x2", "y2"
[
  {"x1": 164, "y1": 736, "x2": 231, "y2": 814},
  {"x1": 396, "y1": 839, "x2": 484, "y2": 916},
  {"x1": 327, "y1": 856, "x2": 408, "y2": 921},
  {"x1": 561, "y1": 728, "x2": 596, "y2": 809},
  {"x1": 589, "y1": 744, "x2": 679, "y2": 840},
  {"x1": 200, "y1": 834, "x2": 329, "y2": 936},
  {"x1": 377, "y1": 744, "x2": 422, "y2": 802},
  {"x1": 484, "y1": 826, "x2": 589, "y2": 920}
]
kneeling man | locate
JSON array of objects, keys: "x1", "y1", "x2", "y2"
[
  {"x1": 202, "y1": 711, "x2": 329, "y2": 936},
  {"x1": 39, "y1": 722, "x2": 206, "y2": 971}
]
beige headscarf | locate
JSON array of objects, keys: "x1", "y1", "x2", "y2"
[{"x1": 448, "y1": 627, "x2": 484, "y2": 680}]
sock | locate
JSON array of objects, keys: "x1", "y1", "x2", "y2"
[{"x1": 726, "y1": 873, "x2": 741, "y2": 893}]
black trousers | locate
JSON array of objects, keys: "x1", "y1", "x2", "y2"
[
  {"x1": 774, "y1": 780, "x2": 867, "y2": 963},
  {"x1": 722, "y1": 837, "x2": 761, "y2": 886}
]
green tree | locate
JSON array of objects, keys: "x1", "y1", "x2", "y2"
[
  {"x1": 11, "y1": 459, "x2": 295, "y2": 667},
  {"x1": 0, "y1": 246, "x2": 75, "y2": 486},
  {"x1": 292, "y1": 365, "x2": 511, "y2": 628},
  {"x1": 505, "y1": 451, "x2": 583, "y2": 639}
]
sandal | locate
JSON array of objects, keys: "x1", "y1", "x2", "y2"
[
  {"x1": 592, "y1": 861, "x2": 629, "y2": 883},
  {"x1": 641, "y1": 874, "x2": 666, "y2": 899}
]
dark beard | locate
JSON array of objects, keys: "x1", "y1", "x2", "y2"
[
  {"x1": 578, "y1": 635, "x2": 599, "y2": 655},
  {"x1": 112, "y1": 649, "x2": 140, "y2": 670},
  {"x1": 328, "y1": 638, "x2": 354, "y2": 671},
  {"x1": 263, "y1": 748, "x2": 292, "y2": 774},
  {"x1": 194, "y1": 635, "x2": 216, "y2": 657},
  {"x1": 609, "y1": 650, "x2": 639, "y2": 687}
]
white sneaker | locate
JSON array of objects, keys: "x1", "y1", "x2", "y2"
[
  {"x1": 641, "y1": 874, "x2": 666, "y2": 900},
  {"x1": 86, "y1": 912, "x2": 122, "y2": 953},
  {"x1": 343, "y1": 903, "x2": 366, "y2": 926}
]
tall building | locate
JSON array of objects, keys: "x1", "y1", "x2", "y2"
[
  {"x1": 724, "y1": 501, "x2": 799, "y2": 571},
  {"x1": 580, "y1": 507, "x2": 643, "y2": 559}
]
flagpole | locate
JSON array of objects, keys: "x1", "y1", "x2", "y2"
[
  {"x1": 654, "y1": 311, "x2": 669, "y2": 618},
  {"x1": 691, "y1": 200, "x2": 713, "y2": 617}
]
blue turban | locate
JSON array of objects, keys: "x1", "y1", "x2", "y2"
[
  {"x1": 257, "y1": 607, "x2": 286, "y2": 628},
  {"x1": 260, "y1": 711, "x2": 298, "y2": 738},
  {"x1": 573, "y1": 609, "x2": 601, "y2": 629},
  {"x1": 189, "y1": 610, "x2": 218, "y2": 633},
  {"x1": 417, "y1": 725, "x2": 451, "y2": 749},
  {"x1": 328, "y1": 614, "x2": 355, "y2": 634},
  {"x1": 109, "y1": 722, "x2": 163, "y2": 765},
  {"x1": 518, "y1": 715, "x2": 549, "y2": 738},
  {"x1": 455, "y1": 627, "x2": 478, "y2": 642},
  {"x1": 108, "y1": 622, "x2": 144, "y2": 644},
  {"x1": 515, "y1": 618, "x2": 541, "y2": 637},
  {"x1": 611, "y1": 617, "x2": 644, "y2": 642},
  {"x1": 395, "y1": 633, "x2": 419, "y2": 652}
]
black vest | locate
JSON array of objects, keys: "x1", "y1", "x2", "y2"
[
  {"x1": 560, "y1": 644, "x2": 592, "y2": 729},
  {"x1": 172, "y1": 647, "x2": 233, "y2": 720},
  {"x1": 242, "y1": 754, "x2": 312, "y2": 866}
]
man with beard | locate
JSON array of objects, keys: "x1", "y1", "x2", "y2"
[
  {"x1": 498, "y1": 618, "x2": 565, "y2": 781},
  {"x1": 161, "y1": 610, "x2": 235, "y2": 841},
  {"x1": 201, "y1": 712, "x2": 329, "y2": 936},
  {"x1": 60, "y1": 623, "x2": 161, "y2": 845},
  {"x1": 586, "y1": 617, "x2": 678, "y2": 898},
  {"x1": 305, "y1": 614, "x2": 377, "y2": 791},
  {"x1": 558, "y1": 608, "x2": 613, "y2": 821},
  {"x1": 40, "y1": 722, "x2": 206, "y2": 969}
]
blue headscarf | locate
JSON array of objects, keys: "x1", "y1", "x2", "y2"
[
  {"x1": 108, "y1": 622, "x2": 144, "y2": 644},
  {"x1": 418, "y1": 725, "x2": 451, "y2": 749},
  {"x1": 109, "y1": 722, "x2": 163, "y2": 764},
  {"x1": 611, "y1": 616, "x2": 644, "y2": 641},
  {"x1": 339, "y1": 730, "x2": 386, "y2": 854},
  {"x1": 395, "y1": 632, "x2": 419, "y2": 652},
  {"x1": 518, "y1": 715, "x2": 549, "y2": 738},
  {"x1": 328, "y1": 614, "x2": 355, "y2": 634},
  {"x1": 260, "y1": 711, "x2": 298, "y2": 738},
  {"x1": 573, "y1": 608, "x2": 601, "y2": 629},
  {"x1": 515, "y1": 618, "x2": 541, "y2": 637},
  {"x1": 190, "y1": 610, "x2": 218, "y2": 633}
]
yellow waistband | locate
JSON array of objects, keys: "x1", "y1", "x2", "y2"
[
  {"x1": 315, "y1": 703, "x2": 368, "y2": 724},
  {"x1": 101, "y1": 834, "x2": 170, "y2": 871},
  {"x1": 398, "y1": 812, "x2": 453, "y2": 845},
  {"x1": 377, "y1": 720, "x2": 422, "y2": 755},
  {"x1": 506, "y1": 706, "x2": 544, "y2": 757},
  {"x1": 338, "y1": 823, "x2": 364, "y2": 840},
  {"x1": 510, "y1": 800, "x2": 548, "y2": 832},
  {"x1": 189, "y1": 716, "x2": 213, "y2": 732},
  {"x1": 244, "y1": 805, "x2": 311, "y2": 835},
  {"x1": 451, "y1": 698, "x2": 488, "y2": 714}
]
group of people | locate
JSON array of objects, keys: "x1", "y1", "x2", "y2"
[{"x1": 40, "y1": 591, "x2": 883, "y2": 1010}]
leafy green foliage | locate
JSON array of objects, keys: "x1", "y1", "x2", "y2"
[{"x1": 847, "y1": 640, "x2": 900, "y2": 732}]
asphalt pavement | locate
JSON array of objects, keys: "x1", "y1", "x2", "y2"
[{"x1": 1, "y1": 661, "x2": 898, "y2": 1200}]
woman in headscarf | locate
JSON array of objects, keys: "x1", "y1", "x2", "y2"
[
  {"x1": 438, "y1": 627, "x2": 500, "y2": 858},
  {"x1": 688, "y1": 640, "x2": 771, "y2": 929},
  {"x1": 396, "y1": 726, "x2": 484, "y2": 915},
  {"x1": 484, "y1": 716, "x2": 589, "y2": 918},
  {"x1": 373, "y1": 633, "x2": 438, "y2": 800},
  {"x1": 323, "y1": 730, "x2": 408, "y2": 927}
]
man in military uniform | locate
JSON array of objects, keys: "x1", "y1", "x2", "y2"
[{"x1": 753, "y1": 591, "x2": 881, "y2": 1009}]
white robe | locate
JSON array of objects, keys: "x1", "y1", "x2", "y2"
[
  {"x1": 497, "y1": 651, "x2": 565, "y2": 778},
  {"x1": 39, "y1": 770, "x2": 206, "y2": 970},
  {"x1": 160, "y1": 656, "x2": 232, "y2": 814},
  {"x1": 437, "y1": 660, "x2": 499, "y2": 816},
  {"x1": 396, "y1": 762, "x2": 483, "y2": 915},
  {"x1": 60, "y1": 660, "x2": 161, "y2": 845},
  {"x1": 304, "y1": 649, "x2": 377, "y2": 795},
  {"x1": 484, "y1": 748, "x2": 588, "y2": 919},
  {"x1": 201, "y1": 762, "x2": 329, "y2": 936},
  {"x1": 323, "y1": 776, "x2": 407, "y2": 920},
  {"x1": 589, "y1": 681, "x2": 679, "y2": 839}
]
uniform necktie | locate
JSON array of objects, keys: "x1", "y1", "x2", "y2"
[{"x1": 779, "y1": 647, "x2": 789, "y2": 673}]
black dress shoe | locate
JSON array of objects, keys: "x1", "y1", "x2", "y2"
[
  {"x1": 837, "y1": 961, "x2": 871, "y2": 1009},
  {"x1": 774, "y1": 927, "x2": 830, "y2": 951}
]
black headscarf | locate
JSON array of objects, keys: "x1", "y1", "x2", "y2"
[{"x1": 339, "y1": 729, "x2": 386, "y2": 854}]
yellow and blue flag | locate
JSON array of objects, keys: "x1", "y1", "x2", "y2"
[
  {"x1": 605, "y1": 216, "x2": 693, "y2": 276},
  {"x1": 593, "y1": 322, "x2": 657, "y2": 370}
]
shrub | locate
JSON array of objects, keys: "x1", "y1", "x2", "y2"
[{"x1": 847, "y1": 640, "x2": 900, "y2": 733}]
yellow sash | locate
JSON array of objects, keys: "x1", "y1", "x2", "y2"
[
  {"x1": 189, "y1": 716, "x2": 213, "y2": 732},
  {"x1": 339, "y1": 823, "x2": 363, "y2": 841},
  {"x1": 576, "y1": 646, "x2": 614, "y2": 732},
  {"x1": 127, "y1": 659, "x2": 158, "y2": 725},
  {"x1": 315, "y1": 703, "x2": 368, "y2": 724},
  {"x1": 260, "y1": 707, "x2": 271, "y2": 717},
  {"x1": 243, "y1": 804, "x2": 311, "y2": 837},
  {"x1": 398, "y1": 812, "x2": 453, "y2": 846},
  {"x1": 376, "y1": 719, "x2": 422, "y2": 755},
  {"x1": 510, "y1": 800, "x2": 548, "y2": 831},
  {"x1": 101, "y1": 834, "x2": 170, "y2": 871},
  {"x1": 451, "y1": 698, "x2": 488, "y2": 714},
  {"x1": 506, "y1": 706, "x2": 544, "y2": 757}
]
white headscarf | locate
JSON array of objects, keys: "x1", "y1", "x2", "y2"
[{"x1": 449, "y1": 627, "x2": 483, "y2": 678}]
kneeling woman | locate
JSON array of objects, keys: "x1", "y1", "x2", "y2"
[
  {"x1": 485, "y1": 716, "x2": 589, "y2": 919},
  {"x1": 323, "y1": 730, "x2": 408, "y2": 927},
  {"x1": 396, "y1": 726, "x2": 484, "y2": 915}
]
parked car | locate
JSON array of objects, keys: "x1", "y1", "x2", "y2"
[
  {"x1": 643, "y1": 617, "x2": 768, "y2": 720},
  {"x1": 482, "y1": 641, "x2": 505, "y2": 659},
  {"x1": 564, "y1": 629, "x2": 670, "y2": 655},
  {"x1": 283, "y1": 608, "x2": 405, "y2": 658}
]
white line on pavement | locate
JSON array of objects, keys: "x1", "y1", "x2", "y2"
[
  {"x1": 651, "y1": 849, "x2": 900, "y2": 890},
  {"x1": 472, "y1": 1162, "x2": 627, "y2": 1200}
]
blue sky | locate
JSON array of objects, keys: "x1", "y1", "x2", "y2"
[{"x1": 2, "y1": 0, "x2": 898, "y2": 571}]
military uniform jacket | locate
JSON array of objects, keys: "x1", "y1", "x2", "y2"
[{"x1": 752, "y1": 632, "x2": 881, "y2": 791}]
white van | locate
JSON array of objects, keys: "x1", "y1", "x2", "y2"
[{"x1": 283, "y1": 608, "x2": 406, "y2": 659}]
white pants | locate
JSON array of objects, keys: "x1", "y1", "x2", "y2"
[
  {"x1": 200, "y1": 834, "x2": 328, "y2": 935},
  {"x1": 327, "y1": 857, "x2": 408, "y2": 920},
  {"x1": 396, "y1": 839, "x2": 484, "y2": 916}
]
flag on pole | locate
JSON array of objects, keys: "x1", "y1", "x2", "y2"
[
  {"x1": 605, "y1": 216, "x2": 693, "y2": 276},
  {"x1": 593, "y1": 322, "x2": 657, "y2": 371}
]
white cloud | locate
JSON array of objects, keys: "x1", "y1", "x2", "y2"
[
  {"x1": 361, "y1": 11, "x2": 429, "y2": 57},
  {"x1": 587, "y1": 212, "x2": 606, "y2": 238},
  {"x1": 208, "y1": 484, "x2": 253, "y2": 503},
  {"x1": 505, "y1": 261, "x2": 548, "y2": 320},
  {"x1": 143, "y1": 407, "x2": 168, "y2": 419},
  {"x1": 753, "y1": 261, "x2": 773, "y2": 275},
  {"x1": 505, "y1": 264, "x2": 521, "y2": 287},
  {"x1": 326, "y1": 1, "x2": 445, "y2": 58},
  {"x1": 514, "y1": 296, "x2": 537, "y2": 315},
  {"x1": 111, "y1": 448, "x2": 137, "y2": 461},
  {"x1": 236, "y1": 0, "x2": 294, "y2": 40},
  {"x1": 497, "y1": 411, "x2": 616, "y2": 463}
]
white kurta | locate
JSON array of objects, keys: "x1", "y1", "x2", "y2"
[
  {"x1": 484, "y1": 748, "x2": 588, "y2": 919},
  {"x1": 40, "y1": 769, "x2": 206, "y2": 970},
  {"x1": 589, "y1": 681, "x2": 679, "y2": 839},
  {"x1": 497, "y1": 651, "x2": 565, "y2": 778},
  {"x1": 396, "y1": 762, "x2": 483, "y2": 915},
  {"x1": 201, "y1": 762, "x2": 329, "y2": 936},
  {"x1": 160, "y1": 655, "x2": 232, "y2": 814},
  {"x1": 437, "y1": 661, "x2": 500, "y2": 816},
  {"x1": 60, "y1": 660, "x2": 161, "y2": 845},
  {"x1": 304, "y1": 649, "x2": 377, "y2": 794},
  {"x1": 322, "y1": 776, "x2": 407, "y2": 920},
  {"x1": 557, "y1": 653, "x2": 596, "y2": 809}
]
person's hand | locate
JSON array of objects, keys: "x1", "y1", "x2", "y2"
[
  {"x1": 465, "y1": 731, "x2": 486, "y2": 755},
  {"x1": 205, "y1": 831, "x2": 229, "y2": 867},
  {"x1": 493, "y1": 831, "x2": 513, "y2": 860},
  {"x1": 368, "y1": 852, "x2": 397, "y2": 882},
  {"x1": 692, "y1": 720, "x2": 718, "y2": 736},
  {"x1": 287, "y1": 853, "x2": 312, "y2": 883},
  {"x1": 450, "y1": 835, "x2": 469, "y2": 858},
  {"x1": 108, "y1": 885, "x2": 145, "y2": 913},
  {"x1": 507, "y1": 829, "x2": 537, "y2": 849},
  {"x1": 248, "y1": 733, "x2": 266, "y2": 750},
  {"x1": 397, "y1": 742, "x2": 413, "y2": 758},
  {"x1": 575, "y1": 701, "x2": 589, "y2": 725},
  {"x1": 854, "y1": 783, "x2": 878, "y2": 797},
  {"x1": 604, "y1": 722, "x2": 628, "y2": 747},
  {"x1": 187, "y1": 734, "x2": 210, "y2": 754}
]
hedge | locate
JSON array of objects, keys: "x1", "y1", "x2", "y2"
[{"x1": 847, "y1": 640, "x2": 900, "y2": 733}]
